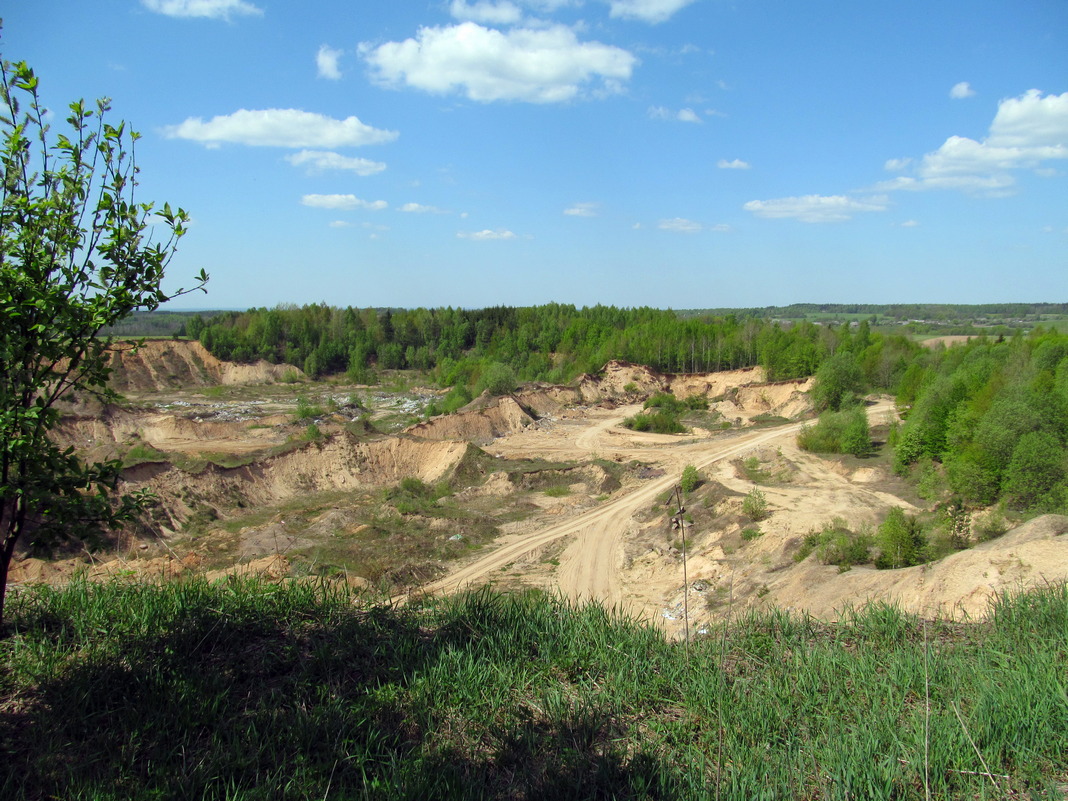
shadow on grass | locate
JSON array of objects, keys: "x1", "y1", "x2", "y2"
[{"x1": 1, "y1": 580, "x2": 678, "y2": 800}]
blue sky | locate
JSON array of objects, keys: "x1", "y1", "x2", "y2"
[{"x1": 4, "y1": 0, "x2": 1066, "y2": 310}]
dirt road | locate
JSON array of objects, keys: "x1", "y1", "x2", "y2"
[{"x1": 418, "y1": 404, "x2": 893, "y2": 606}]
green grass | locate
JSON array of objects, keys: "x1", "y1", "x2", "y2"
[
  {"x1": 121, "y1": 442, "x2": 170, "y2": 468},
  {"x1": 2, "y1": 580, "x2": 1066, "y2": 800}
]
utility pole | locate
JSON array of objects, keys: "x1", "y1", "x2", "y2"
[{"x1": 670, "y1": 484, "x2": 691, "y2": 647}]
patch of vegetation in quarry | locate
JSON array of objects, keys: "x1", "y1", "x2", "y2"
[
  {"x1": 732, "y1": 448, "x2": 797, "y2": 485},
  {"x1": 156, "y1": 441, "x2": 643, "y2": 592}
]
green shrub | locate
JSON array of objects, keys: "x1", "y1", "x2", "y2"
[
  {"x1": 874, "y1": 507, "x2": 926, "y2": 569},
  {"x1": 795, "y1": 519, "x2": 872, "y2": 567},
  {"x1": 680, "y1": 464, "x2": 701, "y2": 493},
  {"x1": 122, "y1": 442, "x2": 170, "y2": 468},
  {"x1": 294, "y1": 395, "x2": 324, "y2": 421},
  {"x1": 476, "y1": 363, "x2": 517, "y2": 396},
  {"x1": 684, "y1": 394, "x2": 709, "y2": 410},
  {"x1": 622, "y1": 411, "x2": 685, "y2": 434},
  {"x1": 797, "y1": 405, "x2": 871, "y2": 455},
  {"x1": 742, "y1": 488, "x2": 769, "y2": 521},
  {"x1": 816, "y1": 519, "x2": 872, "y2": 567},
  {"x1": 644, "y1": 392, "x2": 684, "y2": 413},
  {"x1": 741, "y1": 456, "x2": 771, "y2": 483}
]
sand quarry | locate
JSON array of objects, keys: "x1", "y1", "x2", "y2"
[{"x1": 10, "y1": 341, "x2": 1068, "y2": 636}]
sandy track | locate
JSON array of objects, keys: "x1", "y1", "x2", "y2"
[{"x1": 417, "y1": 406, "x2": 894, "y2": 605}]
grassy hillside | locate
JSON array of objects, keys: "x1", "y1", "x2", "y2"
[{"x1": 2, "y1": 578, "x2": 1066, "y2": 799}]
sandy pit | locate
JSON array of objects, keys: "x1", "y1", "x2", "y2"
[{"x1": 11, "y1": 343, "x2": 1067, "y2": 636}]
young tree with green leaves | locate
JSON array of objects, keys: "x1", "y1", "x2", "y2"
[{"x1": 0, "y1": 56, "x2": 207, "y2": 626}]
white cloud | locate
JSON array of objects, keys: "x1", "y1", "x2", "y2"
[
  {"x1": 606, "y1": 0, "x2": 698, "y2": 24},
  {"x1": 658, "y1": 217, "x2": 702, "y2": 232},
  {"x1": 285, "y1": 150, "x2": 386, "y2": 175},
  {"x1": 709, "y1": 223, "x2": 732, "y2": 233},
  {"x1": 717, "y1": 158, "x2": 750, "y2": 170},
  {"x1": 361, "y1": 22, "x2": 637, "y2": 103},
  {"x1": 743, "y1": 194, "x2": 889, "y2": 223},
  {"x1": 648, "y1": 106, "x2": 702, "y2": 123},
  {"x1": 400, "y1": 202, "x2": 447, "y2": 213},
  {"x1": 141, "y1": 0, "x2": 261, "y2": 19},
  {"x1": 564, "y1": 202, "x2": 599, "y2": 217},
  {"x1": 884, "y1": 157, "x2": 912, "y2": 171},
  {"x1": 301, "y1": 194, "x2": 388, "y2": 211},
  {"x1": 877, "y1": 89, "x2": 1068, "y2": 195},
  {"x1": 163, "y1": 109, "x2": 398, "y2": 148},
  {"x1": 457, "y1": 228, "x2": 517, "y2": 240},
  {"x1": 988, "y1": 89, "x2": 1068, "y2": 148},
  {"x1": 449, "y1": 0, "x2": 524, "y2": 25},
  {"x1": 900, "y1": 220, "x2": 920, "y2": 227},
  {"x1": 329, "y1": 220, "x2": 352, "y2": 228},
  {"x1": 317, "y1": 45, "x2": 344, "y2": 80},
  {"x1": 950, "y1": 81, "x2": 975, "y2": 99}
]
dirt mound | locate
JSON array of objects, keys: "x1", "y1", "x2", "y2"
[
  {"x1": 768, "y1": 515, "x2": 1068, "y2": 620},
  {"x1": 406, "y1": 395, "x2": 536, "y2": 443},
  {"x1": 715, "y1": 378, "x2": 813, "y2": 421},
  {"x1": 577, "y1": 361, "x2": 667, "y2": 402},
  {"x1": 577, "y1": 362, "x2": 774, "y2": 408},
  {"x1": 667, "y1": 366, "x2": 766, "y2": 398},
  {"x1": 52, "y1": 405, "x2": 293, "y2": 460},
  {"x1": 515, "y1": 463, "x2": 621, "y2": 495},
  {"x1": 119, "y1": 435, "x2": 472, "y2": 533},
  {"x1": 106, "y1": 340, "x2": 303, "y2": 391},
  {"x1": 513, "y1": 385, "x2": 582, "y2": 416}
]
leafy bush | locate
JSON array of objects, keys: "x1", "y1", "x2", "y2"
[
  {"x1": 797, "y1": 405, "x2": 871, "y2": 456},
  {"x1": 794, "y1": 519, "x2": 872, "y2": 567},
  {"x1": 1002, "y1": 431, "x2": 1066, "y2": 511},
  {"x1": 684, "y1": 394, "x2": 709, "y2": 411},
  {"x1": 742, "y1": 488, "x2": 769, "y2": 521},
  {"x1": 476, "y1": 363, "x2": 517, "y2": 396},
  {"x1": 644, "y1": 392, "x2": 684, "y2": 412},
  {"x1": 426, "y1": 385, "x2": 473, "y2": 418},
  {"x1": 387, "y1": 477, "x2": 450, "y2": 515},
  {"x1": 819, "y1": 520, "x2": 872, "y2": 567},
  {"x1": 810, "y1": 351, "x2": 864, "y2": 412},
  {"x1": 294, "y1": 395, "x2": 324, "y2": 421},
  {"x1": 874, "y1": 507, "x2": 926, "y2": 569},
  {"x1": 622, "y1": 411, "x2": 685, "y2": 434},
  {"x1": 680, "y1": 464, "x2": 701, "y2": 493}
]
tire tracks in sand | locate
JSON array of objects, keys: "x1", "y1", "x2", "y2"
[{"x1": 413, "y1": 403, "x2": 893, "y2": 608}]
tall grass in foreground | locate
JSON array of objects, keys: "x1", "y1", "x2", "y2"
[{"x1": 2, "y1": 578, "x2": 1066, "y2": 800}]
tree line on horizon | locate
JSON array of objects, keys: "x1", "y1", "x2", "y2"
[{"x1": 183, "y1": 302, "x2": 921, "y2": 389}]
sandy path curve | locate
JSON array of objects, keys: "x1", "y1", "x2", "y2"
[{"x1": 416, "y1": 404, "x2": 894, "y2": 605}]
